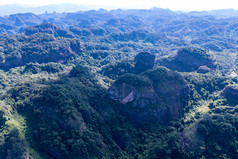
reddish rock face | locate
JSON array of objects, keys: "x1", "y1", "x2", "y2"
[
  {"x1": 108, "y1": 67, "x2": 190, "y2": 125},
  {"x1": 108, "y1": 83, "x2": 158, "y2": 106}
]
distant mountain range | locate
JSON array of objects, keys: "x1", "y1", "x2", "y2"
[
  {"x1": 0, "y1": 3, "x2": 116, "y2": 15},
  {"x1": 1, "y1": 4, "x2": 238, "y2": 18},
  {"x1": 187, "y1": 9, "x2": 238, "y2": 18}
]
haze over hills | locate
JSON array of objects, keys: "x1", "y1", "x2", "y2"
[
  {"x1": 1, "y1": 3, "x2": 238, "y2": 18},
  {"x1": 0, "y1": 3, "x2": 116, "y2": 15}
]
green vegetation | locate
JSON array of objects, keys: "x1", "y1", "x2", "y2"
[
  {"x1": 23, "y1": 62, "x2": 65, "y2": 74},
  {"x1": 197, "y1": 114, "x2": 238, "y2": 158},
  {"x1": 0, "y1": 33, "x2": 82, "y2": 70},
  {"x1": 0, "y1": 8, "x2": 237, "y2": 159},
  {"x1": 115, "y1": 73, "x2": 152, "y2": 87},
  {"x1": 178, "y1": 48, "x2": 215, "y2": 60}
]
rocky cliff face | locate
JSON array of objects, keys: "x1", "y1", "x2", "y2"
[
  {"x1": 108, "y1": 67, "x2": 189, "y2": 125},
  {"x1": 159, "y1": 47, "x2": 216, "y2": 73}
]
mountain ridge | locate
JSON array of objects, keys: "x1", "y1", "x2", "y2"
[{"x1": 0, "y1": 4, "x2": 238, "y2": 18}]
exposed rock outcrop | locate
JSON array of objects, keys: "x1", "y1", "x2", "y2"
[
  {"x1": 159, "y1": 47, "x2": 216, "y2": 73},
  {"x1": 108, "y1": 67, "x2": 189, "y2": 125},
  {"x1": 197, "y1": 65, "x2": 212, "y2": 73}
]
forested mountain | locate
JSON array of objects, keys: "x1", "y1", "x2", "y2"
[{"x1": 0, "y1": 8, "x2": 237, "y2": 159}]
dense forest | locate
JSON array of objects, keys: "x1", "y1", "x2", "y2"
[{"x1": 0, "y1": 8, "x2": 237, "y2": 159}]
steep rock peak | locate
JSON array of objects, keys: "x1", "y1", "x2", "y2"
[{"x1": 108, "y1": 67, "x2": 189, "y2": 125}]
